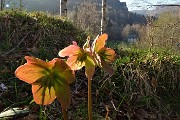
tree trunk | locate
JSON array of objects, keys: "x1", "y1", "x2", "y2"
[
  {"x1": 60, "y1": 0, "x2": 67, "y2": 18},
  {"x1": 101, "y1": 0, "x2": 107, "y2": 34},
  {"x1": 73, "y1": 6, "x2": 78, "y2": 27},
  {"x1": 19, "y1": 0, "x2": 23, "y2": 11},
  {"x1": 0, "y1": 0, "x2": 4, "y2": 11}
]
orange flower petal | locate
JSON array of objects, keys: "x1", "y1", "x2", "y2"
[
  {"x1": 25, "y1": 56, "x2": 53, "y2": 69},
  {"x1": 32, "y1": 84, "x2": 56, "y2": 105},
  {"x1": 58, "y1": 45, "x2": 81, "y2": 57},
  {"x1": 15, "y1": 64, "x2": 48, "y2": 84},
  {"x1": 92, "y1": 33, "x2": 108, "y2": 52},
  {"x1": 101, "y1": 61, "x2": 114, "y2": 75},
  {"x1": 52, "y1": 58, "x2": 75, "y2": 84},
  {"x1": 15, "y1": 56, "x2": 55, "y2": 84},
  {"x1": 66, "y1": 55, "x2": 85, "y2": 70},
  {"x1": 54, "y1": 80, "x2": 71, "y2": 109},
  {"x1": 103, "y1": 48, "x2": 116, "y2": 63}
]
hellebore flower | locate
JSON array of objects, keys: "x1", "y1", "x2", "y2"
[
  {"x1": 15, "y1": 56, "x2": 74, "y2": 109},
  {"x1": 58, "y1": 39, "x2": 96, "y2": 79},
  {"x1": 92, "y1": 33, "x2": 116, "y2": 74}
]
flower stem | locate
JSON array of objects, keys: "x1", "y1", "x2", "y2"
[
  {"x1": 62, "y1": 108, "x2": 68, "y2": 120},
  {"x1": 88, "y1": 78, "x2": 92, "y2": 120}
]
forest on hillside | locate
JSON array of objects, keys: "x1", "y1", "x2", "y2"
[
  {"x1": 2, "y1": 0, "x2": 147, "y2": 40},
  {"x1": 2, "y1": 0, "x2": 179, "y2": 41}
]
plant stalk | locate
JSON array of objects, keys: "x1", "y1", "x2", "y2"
[
  {"x1": 88, "y1": 78, "x2": 92, "y2": 120},
  {"x1": 62, "y1": 108, "x2": 68, "y2": 120}
]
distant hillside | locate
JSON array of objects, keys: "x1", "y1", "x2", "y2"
[
  {"x1": 154, "y1": 5, "x2": 179, "y2": 15},
  {"x1": 131, "y1": 10, "x2": 152, "y2": 16},
  {"x1": 66, "y1": 0, "x2": 146, "y2": 40},
  {"x1": 7, "y1": 0, "x2": 145, "y2": 25},
  {"x1": 131, "y1": 4, "x2": 180, "y2": 16},
  {"x1": 5, "y1": 0, "x2": 147, "y2": 40},
  {"x1": 67, "y1": 0, "x2": 128, "y2": 11},
  {"x1": 13, "y1": 0, "x2": 128, "y2": 15}
]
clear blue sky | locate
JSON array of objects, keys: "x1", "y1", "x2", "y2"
[{"x1": 120, "y1": 0, "x2": 179, "y2": 11}]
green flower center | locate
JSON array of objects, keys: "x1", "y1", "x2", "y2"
[{"x1": 77, "y1": 51, "x2": 87, "y2": 62}]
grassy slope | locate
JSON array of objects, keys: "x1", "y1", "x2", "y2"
[
  {"x1": 112, "y1": 45, "x2": 180, "y2": 119},
  {"x1": 0, "y1": 10, "x2": 86, "y2": 59},
  {"x1": 0, "y1": 10, "x2": 180, "y2": 119}
]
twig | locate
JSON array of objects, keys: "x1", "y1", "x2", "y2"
[
  {"x1": 1, "y1": 32, "x2": 30, "y2": 57},
  {"x1": 99, "y1": 74, "x2": 113, "y2": 89},
  {"x1": 71, "y1": 80, "x2": 84, "y2": 95}
]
